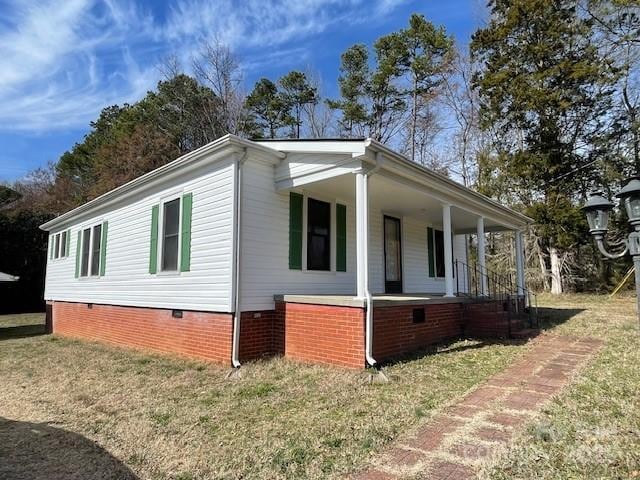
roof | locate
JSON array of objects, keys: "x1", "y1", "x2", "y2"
[
  {"x1": 40, "y1": 134, "x2": 284, "y2": 231},
  {"x1": 41, "y1": 135, "x2": 532, "y2": 231}
]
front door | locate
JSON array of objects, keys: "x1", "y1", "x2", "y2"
[{"x1": 384, "y1": 215, "x2": 403, "y2": 294}]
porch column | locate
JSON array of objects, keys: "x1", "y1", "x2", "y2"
[
  {"x1": 442, "y1": 204, "x2": 455, "y2": 297},
  {"x1": 355, "y1": 170, "x2": 368, "y2": 299},
  {"x1": 477, "y1": 216, "x2": 488, "y2": 296},
  {"x1": 515, "y1": 230, "x2": 526, "y2": 296}
]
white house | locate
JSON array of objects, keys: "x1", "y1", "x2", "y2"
[{"x1": 41, "y1": 135, "x2": 532, "y2": 369}]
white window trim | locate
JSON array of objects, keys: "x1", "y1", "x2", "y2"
[
  {"x1": 157, "y1": 192, "x2": 184, "y2": 275},
  {"x1": 51, "y1": 230, "x2": 70, "y2": 261},
  {"x1": 300, "y1": 191, "x2": 338, "y2": 275},
  {"x1": 428, "y1": 225, "x2": 446, "y2": 280},
  {"x1": 78, "y1": 222, "x2": 103, "y2": 279}
]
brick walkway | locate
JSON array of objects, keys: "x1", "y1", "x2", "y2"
[{"x1": 351, "y1": 335, "x2": 604, "y2": 480}]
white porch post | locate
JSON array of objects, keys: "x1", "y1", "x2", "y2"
[
  {"x1": 355, "y1": 170, "x2": 368, "y2": 299},
  {"x1": 442, "y1": 204, "x2": 455, "y2": 297},
  {"x1": 515, "y1": 230, "x2": 526, "y2": 296},
  {"x1": 477, "y1": 216, "x2": 488, "y2": 296}
]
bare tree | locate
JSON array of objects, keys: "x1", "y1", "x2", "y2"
[
  {"x1": 301, "y1": 68, "x2": 338, "y2": 138},
  {"x1": 192, "y1": 37, "x2": 246, "y2": 135}
]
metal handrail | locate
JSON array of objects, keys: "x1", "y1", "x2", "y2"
[{"x1": 455, "y1": 259, "x2": 539, "y2": 329}]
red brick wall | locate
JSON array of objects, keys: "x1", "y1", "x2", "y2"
[
  {"x1": 51, "y1": 301, "x2": 233, "y2": 363},
  {"x1": 463, "y1": 301, "x2": 511, "y2": 338},
  {"x1": 373, "y1": 303, "x2": 465, "y2": 361},
  {"x1": 239, "y1": 310, "x2": 284, "y2": 361},
  {"x1": 276, "y1": 301, "x2": 365, "y2": 369}
]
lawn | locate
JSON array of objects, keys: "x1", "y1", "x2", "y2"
[
  {"x1": 481, "y1": 293, "x2": 640, "y2": 479},
  {"x1": 0, "y1": 313, "x2": 524, "y2": 479},
  {"x1": 0, "y1": 294, "x2": 637, "y2": 480}
]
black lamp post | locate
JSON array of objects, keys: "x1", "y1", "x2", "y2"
[{"x1": 583, "y1": 177, "x2": 640, "y2": 326}]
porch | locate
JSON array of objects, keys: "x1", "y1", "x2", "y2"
[{"x1": 254, "y1": 138, "x2": 535, "y2": 368}]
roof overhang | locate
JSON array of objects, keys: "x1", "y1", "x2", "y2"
[
  {"x1": 256, "y1": 138, "x2": 533, "y2": 231},
  {"x1": 40, "y1": 134, "x2": 284, "y2": 232}
]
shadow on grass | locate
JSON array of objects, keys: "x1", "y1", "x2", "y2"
[
  {"x1": 535, "y1": 307, "x2": 586, "y2": 331},
  {"x1": 377, "y1": 306, "x2": 585, "y2": 368},
  {"x1": 0, "y1": 417, "x2": 138, "y2": 480},
  {"x1": 0, "y1": 324, "x2": 46, "y2": 341}
]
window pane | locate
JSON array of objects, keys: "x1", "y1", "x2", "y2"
[
  {"x1": 61, "y1": 231, "x2": 67, "y2": 257},
  {"x1": 91, "y1": 224, "x2": 102, "y2": 276},
  {"x1": 162, "y1": 199, "x2": 180, "y2": 271},
  {"x1": 54, "y1": 234, "x2": 60, "y2": 259},
  {"x1": 435, "y1": 229, "x2": 445, "y2": 278},
  {"x1": 384, "y1": 217, "x2": 401, "y2": 281},
  {"x1": 307, "y1": 198, "x2": 330, "y2": 271},
  {"x1": 81, "y1": 228, "x2": 91, "y2": 277}
]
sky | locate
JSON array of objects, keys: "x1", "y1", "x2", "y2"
[{"x1": 0, "y1": 0, "x2": 486, "y2": 181}]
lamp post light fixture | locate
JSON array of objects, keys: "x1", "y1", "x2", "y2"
[{"x1": 583, "y1": 177, "x2": 640, "y2": 327}]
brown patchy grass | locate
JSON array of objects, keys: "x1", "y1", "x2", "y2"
[
  {"x1": 481, "y1": 293, "x2": 640, "y2": 480},
  {"x1": 0, "y1": 313, "x2": 526, "y2": 479}
]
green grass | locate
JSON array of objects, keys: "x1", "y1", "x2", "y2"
[
  {"x1": 481, "y1": 293, "x2": 640, "y2": 480},
  {"x1": 0, "y1": 312, "x2": 525, "y2": 479}
]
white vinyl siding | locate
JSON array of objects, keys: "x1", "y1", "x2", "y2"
[
  {"x1": 44, "y1": 158, "x2": 235, "y2": 312},
  {"x1": 240, "y1": 157, "x2": 357, "y2": 311}
]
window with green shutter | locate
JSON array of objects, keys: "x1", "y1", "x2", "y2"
[
  {"x1": 289, "y1": 192, "x2": 303, "y2": 270},
  {"x1": 99, "y1": 221, "x2": 108, "y2": 276},
  {"x1": 149, "y1": 204, "x2": 159, "y2": 274},
  {"x1": 336, "y1": 203, "x2": 347, "y2": 272},
  {"x1": 180, "y1": 193, "x2": 193, "y2": 272},
  {"x1": 75, "y1": 231, "x2": 81, "y2": 278}
]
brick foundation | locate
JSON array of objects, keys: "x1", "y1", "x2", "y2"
[
  {"x1": 276, "y1": 301, "x2": 365, "y2": 369},
  {"x1": 49, "y1": 297, "x2": 516, "y2": 369},
  {"x1": 373, "y1": 303, "x2": 465, "y2": 362}
]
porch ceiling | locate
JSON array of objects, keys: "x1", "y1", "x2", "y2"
[{"x1": 298, "y1": 173, "x2": 515, "y2": 233}]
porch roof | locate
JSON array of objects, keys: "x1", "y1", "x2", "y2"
[{"x1": 256, "y1": 138, "x2": 532, "y2": 233}]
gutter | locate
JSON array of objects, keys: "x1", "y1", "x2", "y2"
[
  {"x1": 363, "y1": 139, "x2": 533, "y2": 226},
  {"x1": 231, "y1": 148, "x2": 248, "y2": 369},
  {"x1": 364, "y1": 153, "x2": 383, "y2": 368}
]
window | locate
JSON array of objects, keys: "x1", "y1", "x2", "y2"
[
  {"x1": 161, "y1": 198, "x2": 180, "y2": 271},
  {"x1": 54, "y1": 234, "x2": 60, "y2": 259},
  {"x1": 90, "y1": 224, "x2": 102, "y2": 276},
  {"x1": 60, "y1": 231, "x2": 67, "y2": 257},
  {"x1": 81, "y1": 228, "x2": 91, "y2": 276},
  {"x1": 307, "y1": 198, "x2": 331, "y2": 271},
  {"x1": 434, "y1": 229, "x2": 445, "y2": 278}
]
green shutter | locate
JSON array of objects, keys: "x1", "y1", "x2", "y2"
[
  {"x1": 180, "y1": 193, "x2": 193, "y2": 272},
  {"x1": 289, "y1": 192, "x2": 303, "y2": 270},
  {"x1": 75, "y1": 231, "x2": 81, "y2": 278},
  {"x1": 336, "y1": 203, "x2": 347, "y2": 272},
  {"x1": 427, "y1": 227, "x2": 435, "y2": 277},
  {"x1": 149, "y1": 204, "x2": 159, "y2": 274},
  {"x1": 65, "y1": 230, "x2": 71, "y2": 257},
  {"x1": 99, "y1": 221, "x2": 108, "y2": 276}
]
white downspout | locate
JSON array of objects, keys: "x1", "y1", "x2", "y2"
[
  {"x1": 231, "y1": 149, "x2": 248, "y2": 368},
  {"x1": 364, "y1": 153, "x2": 383, "y2": 368}
]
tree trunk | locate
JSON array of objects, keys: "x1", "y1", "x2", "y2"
[
  {"x1": 411, "y1": 76, "x2": 417, "y2": 162},
  {"x1": 550, "y1": 246, "x2": 563, "y2": 295},
  {"x1": 536, "y1": 243, "x2": 550, "y2": 292}
]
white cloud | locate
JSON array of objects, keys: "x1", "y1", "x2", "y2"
[{"x1": 0, "y1": 0, "x2": 408, "y2": 132}]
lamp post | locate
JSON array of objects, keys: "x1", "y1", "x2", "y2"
[{"x1": 583, "y1": 177, "x2": 640, "y2": 327}]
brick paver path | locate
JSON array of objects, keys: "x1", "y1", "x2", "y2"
[{"x1": 351, "y1": 335, "x2": 604, "y2": 480}]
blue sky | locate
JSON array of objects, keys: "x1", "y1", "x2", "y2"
[{"x1": 0, "y1": 0, "x2": 485, "y2": 181}]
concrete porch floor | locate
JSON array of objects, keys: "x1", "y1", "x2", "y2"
[{"x1": 273, "y1": 293, "x2": 469, "y2": 308}]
